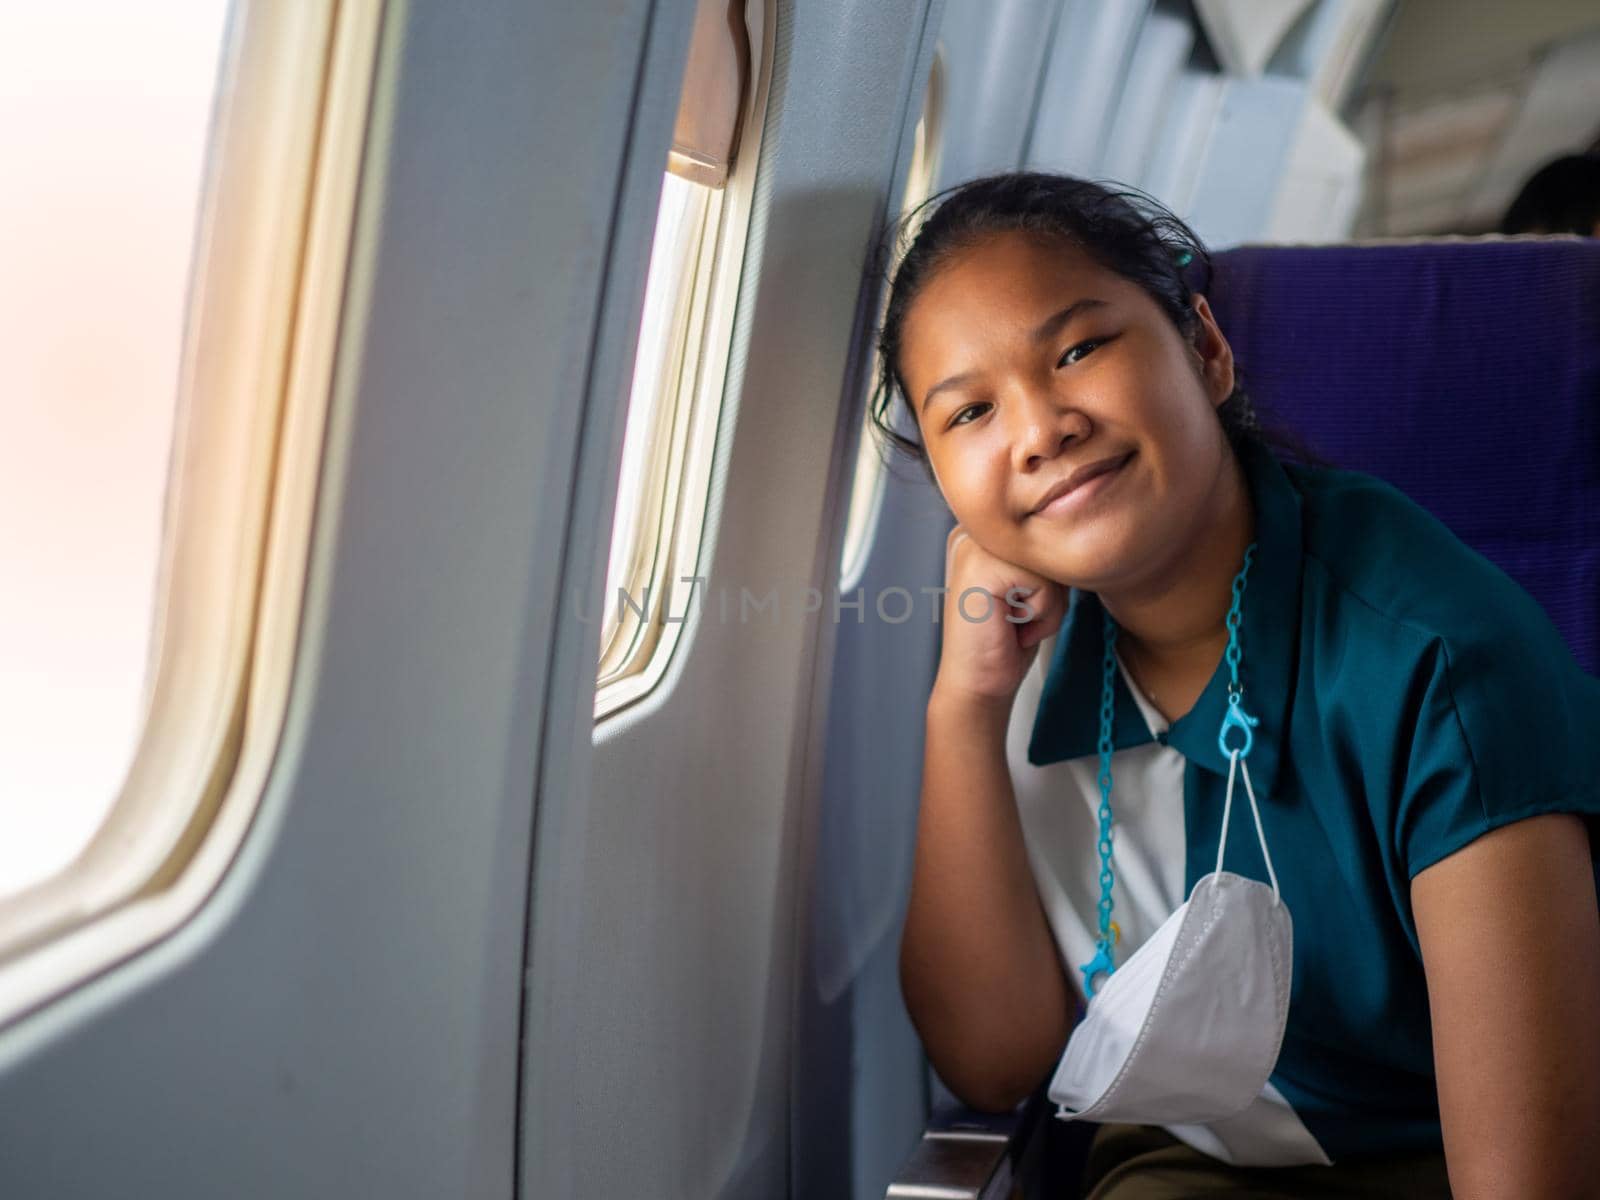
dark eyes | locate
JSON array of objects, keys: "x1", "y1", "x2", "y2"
[
  {"x1": 949, "y1": 401, "x2": 991, "y2": 428},
  {"x1": 944, "y1": 337, "x2": 1110, "y2": 430},
  {"x1": 1057, "y1": 337, "x2": 1107, "y2": 368}
]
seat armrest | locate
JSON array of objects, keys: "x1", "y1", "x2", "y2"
[{"x1": 885, "y1": 1089, "x2": 1049, "y2": 1199}]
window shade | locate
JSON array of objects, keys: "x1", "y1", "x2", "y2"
[{"x1": 668, "y1": 0, "x2": 749, "y2": 188}]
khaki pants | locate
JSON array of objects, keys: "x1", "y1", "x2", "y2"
[{"x1": 1078, "y1": 1123, "x2": 1453, "y2": 1199}]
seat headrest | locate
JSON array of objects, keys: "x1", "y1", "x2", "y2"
[{"x1": 1208, "y1": 238, "x2": 1600, "y2": 674}]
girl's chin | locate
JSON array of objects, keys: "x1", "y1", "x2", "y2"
[{"x1": 1024, "y1": 532, "x2": 1145, "y2": 591}]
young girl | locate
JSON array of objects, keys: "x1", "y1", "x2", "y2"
[{"x1": 884, "y1": 173, "x2": 1600, "y2": 1198}]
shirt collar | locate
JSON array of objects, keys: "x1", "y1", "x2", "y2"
[{"x1": 1026, "y1": 439, "x2": 1304, "y2": 801}]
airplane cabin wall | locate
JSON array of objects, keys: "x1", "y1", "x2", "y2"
[
  {"x1": 0, "y1": 2, "x2": 699, "y2": 1196},
  {"x1": 797, "y1": 3, "x2": 1073, "y2": 1198},
  {"x1": 521, "y1": 1, "x2": 944, "y2": 1197}
]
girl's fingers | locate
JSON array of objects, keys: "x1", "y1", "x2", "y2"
[
  {"x1": 1015, "y1": 584, "x2": 1066, "y2": 649},
  {"x1": 944, "y1": 524, "x2": 969, "y2": 576}
]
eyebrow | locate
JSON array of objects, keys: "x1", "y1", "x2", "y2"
[{"x1": 919, "y1": 297, "x2": 1109, "y2": 414}]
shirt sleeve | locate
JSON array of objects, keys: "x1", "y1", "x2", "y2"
[{"x1": 1396, "y1": 627, "x2": 1600, "y2": 881}]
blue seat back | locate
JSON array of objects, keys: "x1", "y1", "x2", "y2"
[{"x1": 1208, "y1": 239, "x2": 1600, "y2": 675}]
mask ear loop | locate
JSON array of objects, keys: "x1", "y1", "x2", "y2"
[
  {"x1": 1217, "y1": 749, "x2": 1281, "y2": 905},
  {"x1": 1214, "y1": 751, "x2": 1237, "y2": 877}
]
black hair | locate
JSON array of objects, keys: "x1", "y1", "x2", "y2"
[
  {"x1": 869, "y1": 171, "x2": 1284, "y2": 476},
  {"x1": 1500, "y1": 154, "x2": 1600, "y2": 236}
]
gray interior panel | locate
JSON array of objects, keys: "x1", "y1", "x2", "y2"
[
  {"x1": 0, "y1": 2, "x2": 688, "y2": 1195},
  {"x1": 792, "y1": 3, "x2": 1065, "y2": 1196},
  {"x1": 518, "y1": 1, "x2": 943, "y2": 1197}
]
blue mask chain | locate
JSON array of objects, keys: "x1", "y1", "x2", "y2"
[{"x1": 1079, "y1": 542, "x2": 1260, "y2": 998}]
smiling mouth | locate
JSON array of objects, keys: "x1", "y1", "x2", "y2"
[{"x1": 1028, "y1": 452, "x2": 1134, "y2": 519}]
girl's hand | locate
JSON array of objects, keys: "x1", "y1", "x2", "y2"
[{"x1": 932, "y1": 524, "x2": 1066, "y2": 709}]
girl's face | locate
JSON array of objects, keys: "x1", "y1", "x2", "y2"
[{"x1": 899, "y1": 230, "x2": 1238, "y2": 591}]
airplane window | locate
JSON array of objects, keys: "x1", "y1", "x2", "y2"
[
  {"x1": 0, "y1": 3, "x2": 230, "y2": 900},
  {"x1": 0, "y1": 0, "x2": 381, "y2": 1017},
  {"x1": 839, "y1": 57, "x2": 944, "y2": 589},
  {"x1": 595, "y1": 0, "x2": 767, "y2": 717},
  {"x1": 598, "y1": 174, "x2": 715, "y2": 679}
]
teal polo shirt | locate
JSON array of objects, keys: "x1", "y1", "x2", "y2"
[{"x1": 1027, "y1": 437, "x2": 1600, "y2": 1162}]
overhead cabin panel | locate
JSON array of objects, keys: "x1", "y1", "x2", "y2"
[{"x1": 1027, "y1": 0, "x2": 1153, "y2": 177}]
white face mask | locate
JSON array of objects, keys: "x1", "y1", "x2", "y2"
[{"x1": 1048, "y1": 750, "x2": 1293, "y2": 1126}]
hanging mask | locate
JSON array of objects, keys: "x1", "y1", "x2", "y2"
[{"x1": 1048, "y1": 751, "x2": 1293, "y2": 1126}]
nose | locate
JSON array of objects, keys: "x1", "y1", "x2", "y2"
[{"x1": 1009, "y1": 382, "x2": 1085, "y2": 473}]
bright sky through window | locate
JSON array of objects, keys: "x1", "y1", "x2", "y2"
[
  {"x1": 600, "y1": 173, "x2": 708, "y2": 661},
  {"x1": 0, "y1": 2, "x2": 230, "y2": 898}
]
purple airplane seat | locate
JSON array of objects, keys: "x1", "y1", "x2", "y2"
[{"x1": 1207, "y1": 238, "x2": 1600, "y2": 676}]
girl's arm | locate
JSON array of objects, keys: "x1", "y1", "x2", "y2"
[
  {"x1": 1413, "y1": 812, "x2": 1600, "y2": 1199},
  {"x1": 900, "y1": 689, "x2": 1072, "y2": 1112},
  {"x1": 899, "y1": 526, "x2": 1071, "y2": 1112}
]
